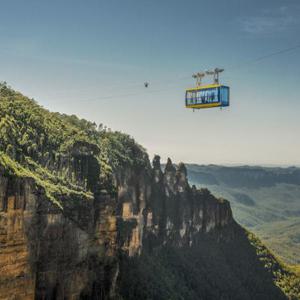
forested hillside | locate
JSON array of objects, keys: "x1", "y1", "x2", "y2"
[{"x1": 0, "y1": 82, "x2": 148, "y2": 207}]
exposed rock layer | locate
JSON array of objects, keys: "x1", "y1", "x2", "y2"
[{"x1": 0, "y1": 155, "x2": 232, "y2": 299}]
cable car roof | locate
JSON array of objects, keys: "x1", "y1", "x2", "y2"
[{"x1": 186, "y1": 83, "x2": 223, "y2": 92}]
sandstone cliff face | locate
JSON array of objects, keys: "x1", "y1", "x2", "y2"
[
  {"x1": 118, "y1": 156, "x2": 233, "y2": 257},
  {"x1": 0, "y1": 171, "x2": 117, "y2": 299},
  {"x1": 0, "y1": 154, "x2": 233, "y2": 299},
  {"x1": 0, "y1": 176, "x2": 36, "y2": 300}
]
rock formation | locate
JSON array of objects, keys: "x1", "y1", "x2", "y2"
[{"x1": 0, "y1": 153, "x2": 233, "y2": 299}]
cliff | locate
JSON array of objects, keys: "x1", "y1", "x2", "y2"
[
  {"x1": 0, "y1": 83, "x2": 299, "y2": 300},
  {"x1": 0, "y1": 154, "x2": 233, "y2": 299}
]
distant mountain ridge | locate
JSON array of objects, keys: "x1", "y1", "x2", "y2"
[
  {"x1": 185, "y1": 163, "x2": 300, "y2": 265},
  {"x1": 187, "y1": 164, "x2": 300, "y2": 188}
]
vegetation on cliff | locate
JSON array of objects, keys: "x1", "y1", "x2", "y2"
[
  {"x1": 0, "y1": 82, "x2": 148, "y2": 209},
  {"x1": 247, "y1": 231, "x2": 300, "y2": 299}
]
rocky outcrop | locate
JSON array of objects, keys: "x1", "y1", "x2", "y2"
[
  {"x1": 111, "y1": 155, "x2": 233, "y2": 258},
  {"x1": 140, "y1": 156, "x2": 232, "y2": 251},
  {"x1": 0, "y1": 153, "x2": 233, "y2": 299}
]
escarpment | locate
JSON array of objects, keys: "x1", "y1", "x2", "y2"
[
  {"x1": 0, "y1": 84, "x2": 299, "y2": 300},
  {"x1": 0, "y1": 152, "x2": 233, "y2": 300},
  {"x1": 115, "y1": 155, "x2": 233, "y2": 256}
]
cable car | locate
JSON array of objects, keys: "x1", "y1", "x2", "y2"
[
  {"x1": 185, "y1": 84, "x2": 230, "y2": 109},
  {"x1": 185, "y1": 68, "x2": 230, "y2": 110}
]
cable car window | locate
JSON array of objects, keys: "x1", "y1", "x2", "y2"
[
  {"x1": 194, "y1": 88, "x2": 219, "y2": 104},
  {"x1": 186, "y1": 91, "x2": 196, "y2": 105},
  {"x1": 196, "y1": 91, "x2": 201, "y2": 103},
  {"x1": 220, "y1": 86, "x2": 229, "y2": 106}
]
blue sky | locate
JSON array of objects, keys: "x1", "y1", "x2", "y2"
[{"x1": 1, "y1": 0, "x2": 300, "y2": 165}]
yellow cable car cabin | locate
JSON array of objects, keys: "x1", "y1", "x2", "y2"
[{"x1": 185, "y1": 83, "x2": 230, "y2": 109}]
